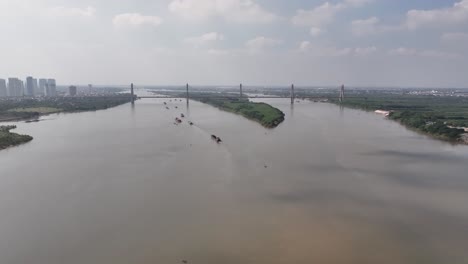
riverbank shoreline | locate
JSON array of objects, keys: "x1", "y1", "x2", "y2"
[
  {"x1": 0, "y1": 95, "x2": 134, "y2": 123},
  {"x1": 327, "y1": 101, "x2": 468, "y2": 145},
  {"x1": 0, "y1": 96, "x2": 135, "y2": 151}
]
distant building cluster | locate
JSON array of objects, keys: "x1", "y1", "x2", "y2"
[{"x1": 0, "y1": 76, "x2": 57, "y2": 97}]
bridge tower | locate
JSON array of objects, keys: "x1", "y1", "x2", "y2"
[
  {"x1": 186, "y1": 83, "x2": 189, "y2": 103},
  {"x1": 240, "y1": 83, "x2": 243, "y2": 99},
  {"x1": 339, "y1": 84, "x2": 345, "y2": 103},
  {"x1": 131, "y1": 83, "x2": 135, "y2": 104},
  {"x1": 291, "y1": 84, "x2": 295, "y2": 104}
]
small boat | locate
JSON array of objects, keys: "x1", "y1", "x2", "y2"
[
  {"x1": 166, "y1": 107, "x2": 169, "y2": 110},
  {"x1": 175, "y1": 106, "x2": 178, "y2": 109},
  {"x1": 181, "y1": 114, "x2": 185, "y2": 118},
  {"x1": 216, "y1": 137, "x2": 222, "y2": 143},
  {"x1": 164, "y1": 102, "x2": 167, "y2": 105},
  {"x1": 188, "y1": 121, "x2": 194, "y2": 126},
  {"x1": 211, "y1": 135, "x2": 217, "y2": 140}
]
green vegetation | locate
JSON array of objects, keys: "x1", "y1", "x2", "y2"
[
  {"x1": 0, "y1": 95, "x2": 134, "y2": 122},
  {"x1": 196, "y1": 95, "x2": 285, "y2": 128},
  {"x1": 8, "y1": 107, "x2": 61, "y2": 114},
  {"x1": 389, "y1": 111, "x2": 465, "y2": 141},
  {"x1": 0, "y1": 125, "x2": 33, "y2": 150},
  {"x1": 328, "y1": 94, "x2": 468, "y2": 143}
]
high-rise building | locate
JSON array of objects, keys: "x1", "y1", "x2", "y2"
[
  {"x1": 0, "y1": 79, "x2": 7, "y2": 97},
  {"x1": 32, "y1": 78, "x2": 39, "y2": 96},
  {"x1": 26, "y1": 76, "x2": 35, "y2": 96},
  {"x1": 47, "y1": 79, "x2": 56, "y2": 97},
  {"x1": 39, "y1": 79, "x2": 48, "y2": 95},
  {"x1": 8, "y1": 78, "x2": 23, "y2": 97},
  {"x1": 69, "y1": 85, "x2": 77, "y2": 96}
]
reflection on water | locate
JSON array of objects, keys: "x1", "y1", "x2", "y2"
[
  {"x1": 339, "y1": 103, "x2": 345, "y2": 117},
  {"x1": 0, "y1": 98, "x2": 467, "y2": 264},
  {"x1": 289, "y1": 102, "x2": 294, "y2": 118}
]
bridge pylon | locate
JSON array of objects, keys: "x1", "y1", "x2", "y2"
[
  {"x1": 240, "y1": 83, "x2": 243, "y2": 99},
  {"x1": 339, "y1": 84, "x2": 345, "y2": 103}
]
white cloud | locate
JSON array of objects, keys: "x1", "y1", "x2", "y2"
[
  {"x1": 168, "y1": 0, "x2": 277, "y2": 23},
  {"x1": 185, "y1": 32, "x2": 225, "y2": 46},
  {"x1": 351, "y1": 16, "x2": 403, "y2": 36},
  {"x1": 292, "y1": 2, "x2": 344, "y2": 28},
  {"x1": 418, "y1": 50, "x2": 458, "y2": 58},
  {"x1": 298, "y1": 42, "x2": 376, "y2": 57},
  {"x1": 351, "y1": 17, "x2": 379, "y2": 36},
  {"x1": 389, "y1": 47, "x2": 458, "y2": 59},
  {"x1": 389, "y1": 47, "x2": 418, "y2": 56},
  {"x1": 350, "y1": 1, "x2": 468, "y2": 36},
  {"x1": 406, "y1": 0, "x2": 468, "y2": 30},
  {"x1": 326, "y1": 47, "x2": 353, "y2": 56},
  {"x1": 113, "y1": 13, "x2": 162, "y2": 29},
  {"x1": 441, "y1": 32, "x2": 468, "y2": 42},
  {"x1": 344, "y1": 0, "x2": 374, "y2": 7},
  {"x1": 207, "y1": 49, "x2": 230, "y2": 55},
  {"x1": 46, "y1": 6, "x2": 96, "y2": 17},
  {"x1": 292, "y1": 0, "x2": 373, "y2": 35},
  {"x1": 310, "y1": 27, "x2": 323, "y2": 37},
  {"x1": 245, "y1": 36, "x2": 282, "y2": 51},
  {"x1": 299, "y1": 41, "x2": 312, "y2": 52},
  {"x1": 354, "y1": 46, "x2": 377, "y2": 56}
]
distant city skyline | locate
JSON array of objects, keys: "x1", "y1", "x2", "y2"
[
  {"x1": 1, "y1": 0, "x2": 468, "y2": 88},
  {"x1": 0, "y1": 76, "x2": 56, "y2": 97}
]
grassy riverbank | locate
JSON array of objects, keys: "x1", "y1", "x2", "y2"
[
  {"x1": 0, "y1": 95, "x2": 134, "y2": 122},
  {"x1": 328, "y1": 95, "x2": 468, "y2": 143},
  {"x1": 196, "y1": 95, "x2": 285, "y2": 128},
  {"x1": 0, "y1": 125, "x2": 33, "y2": 150}
]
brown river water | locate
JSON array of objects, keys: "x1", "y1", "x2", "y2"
[{"x1": 1, "y1": 97, "x2": 468, "y2": 264}]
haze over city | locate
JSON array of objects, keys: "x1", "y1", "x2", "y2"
[{"x1": 1, "y1": 0, "x2": 468, "y2": 87}]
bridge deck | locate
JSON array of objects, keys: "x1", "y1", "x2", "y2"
[{"x1": 137, "y1": 96, "x2": 341, "y2": 99}]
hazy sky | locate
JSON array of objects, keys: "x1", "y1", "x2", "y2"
[{"x1": 1, "y1": 0, "x2": 467, "y2": 87}]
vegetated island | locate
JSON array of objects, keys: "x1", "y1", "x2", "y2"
[
  {"x1": 0, "y1": 125, "x2": 33, "y2": 150},
  {"x1": 328, "y1": 94, "x2": 468, "y2": 144},
  {"x1": 193, "y1": 93, "x2": 285, "y2": 128},
  {"x1": 0, "y1": 95, "x2": 134, "y2": 122}
]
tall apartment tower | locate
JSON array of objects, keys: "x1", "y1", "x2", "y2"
[
  {"x1": 8, "y1": 78, "x2": 23, "y2": 97},
  {"x1": 39, "y1": 79, "x2": 48, "y2": 95},
  {"x1": 32, "y1": 78, "x2": 39, "y2": 95},
  {"x1": 26, "y1": 76, "x2": 35, "y2": 96},
  {"x1": 0, "y1": 79, "x2": 7, "y2": 97},
  {"x1": 8, "y1": 78, "x2": 15, "y2": 96},
  {"x1": 47, "y1": 79, "x2": 56, "y2": 97}
]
